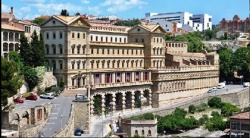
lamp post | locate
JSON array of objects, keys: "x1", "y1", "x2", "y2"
[{"x1": 240, "y1": 76, "x2": 243, "y2": 86}]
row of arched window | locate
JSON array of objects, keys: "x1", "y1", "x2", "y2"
[
  {"x1": 166, "y1": 43, "x2": 186, "y2": 47},
  {"x1": 89, "y1": 59, "x2": 144, "y2": 69},
  {"x1": 45, "y1": 44, "x2": 64, "y2": 54},
  {"x1": 3, "y1": 32, "x2": 20, "y2": 42},
  {"x1": 135, "y1": 129, "x2": 151, "y2": 136},
  {"x1": 91, "y1": 48, "x2": 143, "y2": 55},
  {"x1": 90, "y1": 35, "x2": 127, "y2": 43},
  {"x1": 153, "y1": 47, "x2": 164, "y2": 55}
]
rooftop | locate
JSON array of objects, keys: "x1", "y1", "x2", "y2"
[
  {"x1": 1, "y1": 23, "x2": 24, "y2": 31},
  {"x1": 230, "y1": 111, "x2": 250, "y2": 120}
]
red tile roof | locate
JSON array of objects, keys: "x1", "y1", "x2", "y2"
[{"x1": 230, "y1": 111, "x2": 250, "y2": 120}]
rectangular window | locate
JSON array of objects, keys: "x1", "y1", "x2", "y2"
[
  {"x1": 72, "y1": 63, "x2": 74, "y2": 69},
  {"x1": 113, "y1": 49, "x2": 115, "y2": 54},
  {"x1": 107, "y1": 49, "x2": 110, "y2": 54},
  {"x1": 94, "y1": 74, "x2": 100, "y2": 84},
  {"x1": 60, "y1": 63, "x2": 63, "y2": 69},
  {"x1": 144, "y1": 72, "x2": 148, "y2": 81},
  {"x1": 53, "y1": 47, "x2": 56, "y2": 54},
  {"x1": 117, "y1": 49, "x2": 119, "y2": 54},
  {"x1": 97, "y1": 49, "x2": 99, "y2": 54},
  {"x1": 60, "y1": 47, "x2": 63, "y2": 54},
  {"x1": 135, "y1": 72, "x2": 140, "y2": 81},
  {"x1": 72, "y1": 79, "x2": 75, "y2": 86},
  {"x1": 72, "y1": 32, "x2": 74, "y2": 38},
  {"x1": 82, "y1": 33, "x2": 85, "y2": 39},
  {"x1": 91, "y1": 49, "x2": 93, "y2": 54},
  {"x1": 77, "y1": 63, "x2": 80, "y2": 69},
  {"x1": 77, "y1": 47, "x2": 80, "y2": 54},
  {"x1": 77, "y1": 33, "x2": 80, "y2": 38},
  {"x1": 53, "y1": 32, "x2": 56, "y2": 39},
  {"x1": 60, "y1": 32, "x2": 63, "y2": 38},
  {"x1": 105, "y1": 73, "x2": 112, "y2": 83},
  {"x1": 116, "y1": 73, "x2": 121, "y2": 83},
  {"x1": 102, "y1": 49, "x2": 104, "y2": 54},
  {"x1": 82, "y1": 62, "x2": 85, "y2": 69},
  {"x1": 126, "y1": 72, "x2": 131, "y2": 82},
  {"x1": 90, "y1": 36, "x2": 93, "y2": 41},
  {"x1": 46, "y1": 33, "x2": 49, "y2": 39}
]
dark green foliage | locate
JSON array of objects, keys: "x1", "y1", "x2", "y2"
[
  {"x1": 165, "y1": 32, "x2": 209, "y2": 52},
  {"x1": 133, "y1": 135, "x2": 145, "y2": 138},
  {"x1": 114, "y1": 19, "x2": 141, "y2": 27},
  {"x1": 22, "y1": 66, "x2": 39, "y2": 91},
  {"x1": 243, "y1": 106, "x2": 250, "y2": 111},
  {"x1": 59, "y1": 79, "x2": 65, "y2": 88},
  {"x1": 75, "y1": 12, "x2": 80, "y2": 15},
  {"x1": 218, "y1": 47, "x2": 234, "y2": 81},
  {"x1": 188, "y1": 104, "x2": 196, "y2": 114},
  {"x1": 232, "y1": 47, "x2": 250, "y2": 81},
  {"x1": 199, "y1": 114, "x2": 209, "y2": 124},
  {"x1": 1, "y1": 58, "x2": 23, "y2": 106},
  {"x1": 221, "y1": 103, "x2": 240, "y2": 117},
  {"x1": 32, "y1": 18, "x2": 47, "y2": 25},
  {"x1": 93, "y1": 96, "x2": 102, "y2": 115},
  {"x1": 205, "y1": 114, "x2": 227, "y2": 131},
  {"x1": 61, "y1": 9, "x2": 69, "y2": 16},
  {"x1": 19, "y1": 31, "x2": 45, "y2": 67},
  {"x1": 208, "y1": 97, "x2": 223, "y2": 108},
  {"x1": 129, "y1": 113, "x2": 155, "y2": 120},
  {"x1": 211, "y1": 111, "x2": 220, "y2": 117},
  {"x1": 196, "y1": 103, "x2": 208, "y2": 112}
]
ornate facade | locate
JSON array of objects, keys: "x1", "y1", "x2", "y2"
[{"x1": 40, "y1": 15, "x2": 219, "y2": 114}]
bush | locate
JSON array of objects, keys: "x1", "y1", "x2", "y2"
[
  {"x1": 243, "y1": 106, "x2": 250, "y2": 111},
  {"x1": 199, "y1": 114, "x2": 209, "y2": 124},
  {"x1": 211, "y1": 111, "x2": 221, "y2": 117},
  {"x1": 205, "y1": 115, "x2": 227, "y2": 131},
  {"x1": 188, "y1": 104, "x2": 196, "y2": 114},
  {"x1": 197, "y1": 103, "x2": 208, "y2": 112},
  {"x1": 221, "y1": 103, "x2": 240, "y2": 117},
  {"x1": 208, "y1": 97, "x2": 223, "y2": 108}
]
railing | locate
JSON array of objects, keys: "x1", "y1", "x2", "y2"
[
  {"x1": 153, "y1": 66, "x2": 219, "y2": 72},
  {"x1": 91, "y1": 81, "x2": 152, "y2": 89}
]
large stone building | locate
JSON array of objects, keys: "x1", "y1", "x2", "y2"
[
  {"x1": 218, "y1": 15, "x2": 250, "y2": 33},
  {"x1": 40, "y1": 15, "x2": 219, "y2": 115},
  {"x1": 229, "y1": 111, "x2": 250, "y2": 138}
]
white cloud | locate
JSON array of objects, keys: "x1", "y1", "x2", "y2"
[
  {"x1": 20, "y1": 0, "x2": 46, "y2": 4},
  {"x1": 30, "y1": 3, "x2": 83, "y2": 16},
  {"x1": 87, "y1": 6, "x2": 101, "y2": 15},
  {"x1": 1, "y1": 4, "x2": 10, "y2": 13},
  {"x1": 81, "y1": 0, "x2": 90, "y2": 4},
  {"x1": 20, "y1": 6, "x2": 31, "y2": 13},
  {"x1": 101, "y1": 0, "x2": 147, "y2": 13}
]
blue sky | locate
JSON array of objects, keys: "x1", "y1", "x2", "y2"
[{"x1": 1, "y1": 0, "x2": 248, "y2": 24}]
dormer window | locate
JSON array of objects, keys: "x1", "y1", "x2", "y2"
[{"x1": 53, "y1": 21, "x2": 55, "y2": 24}]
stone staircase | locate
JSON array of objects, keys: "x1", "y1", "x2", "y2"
[{"x1": 60, "y1": 88, "x2": 87, "y2": 97}]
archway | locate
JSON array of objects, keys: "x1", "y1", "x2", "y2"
[
  {"x1": 125, "y1": 92, "x2": 132, "y2": 109},
  {"x1": 105, "y1": 94, "x2": 113, "y2": 113},
  {"x1": 22, "y1": 111, "x2": 29, "y2": 124},
  {"x1": 115, "y1": 93, "x2": 122, "y2": 111},
  {"x1": 134, "y1": 91, "x2": 141, "y2": 108},
  {"x1": 93, "y1": 95, "x2": 102, "y2": 115},
  {"x1": 143, "y1": 89, "x2": 150, "y2": 106}
]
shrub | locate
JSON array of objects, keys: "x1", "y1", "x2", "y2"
[
  {"x1": 243, "y1": 106, "x2": 250, "y2": 111},
  {"x1": 197, "y1": 103, "x2": 208, "y2": 112},
  {"x1": 211, "y1": 111, "x2": 221, "y2": 117},
  {"x1": 208, "y1": 97, "x2": 223, "y2": 108},
  {"x1": 199, "y1": 114, "x2": 209, "y2": 124},
  {"x1": 205, "y1": 115, "x2": 227, "y2": 131},
  {"x1": 221, "y1": 103, "x2": 240, "y2": 117},
  {"x1": 188, "y1": 104, "x2": 196, "y2": 114}
]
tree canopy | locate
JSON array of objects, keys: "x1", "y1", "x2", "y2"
[
  {"x1": 32, "y1": 18, "x2": 47, "y2": 25},
  {"x1": 1, "y1": 58, "x2": 23, "y2": 107},
  {"x1": 114, "y1": 19, "x2": 141, "y2": 27},
  {"x1": 61, "y1": 9, "x2": 69, "y2": 16}
]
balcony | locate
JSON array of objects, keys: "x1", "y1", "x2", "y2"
[{"x1": 91, "y1": 81, "x2": 152, "y2": 90}]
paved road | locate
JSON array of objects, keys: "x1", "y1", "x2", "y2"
[
  {"x1": 14, "y1": 97, "x2": 53, "y2": 110},
  {"x1": 88, "y1": 85, "x2": 247, "y2": 137}
]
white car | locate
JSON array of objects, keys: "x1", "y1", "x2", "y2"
[
  {"x1": 208, "y1": 87, "x2": 217, "y2": 93},
  {"x1": 40, "y1": 93, "x2": 55, "y2": 99}
]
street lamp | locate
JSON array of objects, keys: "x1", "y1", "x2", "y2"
[{"x1": 240, "y1": 76, "x2": 243, "y2": 85}]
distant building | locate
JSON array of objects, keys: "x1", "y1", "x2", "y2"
[
  {"x1": 218, "y1": 15, "x2": 250, "y2": 33},
  {"x1": 145, "y1": 12, "x2": 212, "y2": 31},
  {"x1": 148, "y1": 19, "x2": 182, "y2": 33},
  {"x1": 229, "y1": 111, "x2": 250, "y2": 138}
]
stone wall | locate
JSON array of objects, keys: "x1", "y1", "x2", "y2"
[
  {"x1": 154, "y1": 87, "x2": 249, "y2": 116},
  {"x1": 73, "y1": 100, "x2": 90, "y2": 134},
  {"x1": 53, "y1": 104, "x2": 74, "y2": 137}
]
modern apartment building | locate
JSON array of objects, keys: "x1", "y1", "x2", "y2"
[
  {"x1": 218, "y1": 15, "x2": 250, "y2": 33},
  {"x1": 40, "y1": 15, "x2": 219, "y2": 115},
  {"x1": 145, "y1": 12, "x2": 212, "y2": 31}
]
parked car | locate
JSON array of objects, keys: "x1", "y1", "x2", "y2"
[
  {"x1": 74, "y1": 129, "x2": 83, "y2": 136},
  {"x1": 25, "y1": 94, "x2": 38, "y2": 100},
  {"x1": 75, "y1": 94, "x2": 88, "y2": 100},
  {"x1": 13, "y1": 97, "x2": 24, "y2": 103},
  {"x1": 207, "y1": 87, "x2": 217, "y2": 93},
  {"x1": 40, "y1": 93, "x2": 54, "y2": 99},
  {"x1": 243, "y1": 82, "x2": 250, "y2": 87},
  {"x1": 217, "y1": 82, "x2": 225, "y2": 89}
]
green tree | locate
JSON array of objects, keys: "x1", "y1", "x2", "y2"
[
  {"x1": 204, "y1": 29, "x2": 216, "y2": 40},
  {"x1": 218, "y1": 47, "x2": 234, "y2": 81},
  {"x1": 32, "y1": 18, "x2": 47, "y2": 25},
  {"x1": 224, "y1": 32, "x2": 228, "y2": 40},
  {"x1": 75, "y1": 12, "x2": 80, "y2": 15},
  {"x1": 93, "y1": 96, "x2": 102, "y2": 115},
  {"x1": 1, "y1": 58, "x2": 23, "y2": 107},
  {"x1": 208, "y1": 97, "x2": 223, "y2": 108},
  {"x1": 114, "y1": 19, "x2": 141, "y2": 27},
  {"x1": 196, "y1": 103, "x2": 208, "y2": 112},
  {"x1": 221, "y1": 103, "x2": 240, "y2": 117},
  {"x1": 188, "y1": 104, "x2": 196, "y2": 114},
  {"x1": 199, "y1": 114, "x2": 209, "y2": 124},
  {"x1": 23, "y1": 66, "x2": 39, "y2": 91},
  {"x1": 232, "y1": 47, "x2": 250, "y2": 81},
  {"x1": 61, "y1": 9, "x2": 69, "y2": 16},
  {"x1": 30, "y1": 31, "x2": 45, "y2": 67},
  {"x1": 19, "y1": 33, "x2": 33, "y2": 66},
  {"x1": 205, "y1": 114, "x2": 227, "y2": 131}
]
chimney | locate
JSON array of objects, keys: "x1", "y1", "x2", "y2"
[{"x1": 10, "y1": 7, "x2": 14, "y2": 14}]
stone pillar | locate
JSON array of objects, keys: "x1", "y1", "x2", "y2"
[
  {"x1": 131, "y1": 72, "x2": 135, "y2": 82},
  {"x1": 112, "y1": 93, "x2": 116, "y2": 113},
  {"x1": 13, "y1": 33, "x2": 15, "y2": 42},
  {"x1": 149, "y1": 90, "x2": 152, "y2": 107},
  {"x1": 101, "y1": 94, "x2": 105, "y2": 115},
  {"x1": 122, "y1": 92, "x2": 126, "y2": 111},
  {"x1": 122, "y1": 72, "x2": 125, "y2": 82},
  {"x1": 90, "y1": 96, "x2": 94, "y2": 115},
  {"x1": 101, "y1": 73, "x2": 105, "y2": 84},
  {"x1": 112, "y1": 73, "x2": 115, "y2": 83},
  {"x1": 131, "y1": 91, "x2": 135, "y2": 109}
]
